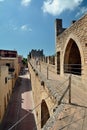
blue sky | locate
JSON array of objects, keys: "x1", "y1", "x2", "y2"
[{"x1": 0, "y1": 0, "x2": 87, "y2": 57}]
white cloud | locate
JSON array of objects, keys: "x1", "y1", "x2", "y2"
[
  {"x1": 76, "y1": 7, "x2": 87, "y2": 17},
  {"x1": 21, "y1": 0, "x2": 31, "y2": 6},
  {"x1": 8, "y1": 23, "x2": 32, "y2": 32},
  {"x1": 21, "y1": 25, "x2": 28, "y2": 31},
  {"x1": 42, "y1": 0, "x2": 83, "y2": 15},
  {"x1": 6, "y1": 22, "x2": 17, "y2": 31},
  {"x1": 20, "y1": 24, "x2": 32, "y2": 32}
]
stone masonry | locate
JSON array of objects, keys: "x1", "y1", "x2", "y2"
[{"x1": 55, "y1": 14, "x2": 87, "y2": 79}]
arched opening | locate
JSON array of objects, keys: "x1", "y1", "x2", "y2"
[
  {"x1": 64, "y1": 39, "x2": 81, "y2": 75},
  {"x1": 41, "y1": 100, "x2": 50, "y2": 128}
]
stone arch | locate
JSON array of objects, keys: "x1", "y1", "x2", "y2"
[
  {"x1": 41, "y1": 99, "x2": 50, "y2": 128},
  {"x1": 62, "y1": 34, "x2": 84, "y2": 75}
]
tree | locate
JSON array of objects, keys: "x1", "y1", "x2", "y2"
[{"x1": 22, "y1": 58, "x2": 28, "y2": 67}]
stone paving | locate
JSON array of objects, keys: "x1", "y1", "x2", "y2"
[{"x1": 30, "y1": 60, "x2": 87, "y2": 130}]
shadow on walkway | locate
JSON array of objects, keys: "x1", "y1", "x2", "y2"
[{"x1": 0, "y1": 71, "x2": 37, "y2": 130}]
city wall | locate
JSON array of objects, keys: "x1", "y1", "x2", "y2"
[{"x1": 28, "y1": 62, "x2": 57, "y2": 130}]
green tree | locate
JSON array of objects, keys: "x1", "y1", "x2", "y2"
[{"x1": 22, "y1": 58, "x2": 28, "y2": 67}]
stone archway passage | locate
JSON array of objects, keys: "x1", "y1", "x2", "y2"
[
  {"x1": 41, "y1": 100, "x2": 50, "y2": 128},
  {"x1": 64, "y1": 39, "x2": 81, "y2": 75}
]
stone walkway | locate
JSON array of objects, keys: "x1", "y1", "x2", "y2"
[{"x1": 30, "y1": 60, "x2": 87, "y2": 130}]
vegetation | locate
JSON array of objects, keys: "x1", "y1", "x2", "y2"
[{"x1": 22, "y1": 58, "x2": 28, "y2": 67}]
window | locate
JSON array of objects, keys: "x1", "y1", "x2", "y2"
[
  {"x1": 5, "y1": 77, "x2": 7, "y2": 84},
  {"x1": 6, "y1": 63, "x2": 10, "y2": 67}
]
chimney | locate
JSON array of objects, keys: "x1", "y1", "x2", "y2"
[{"x1": 55, "y1": 19, "x2": 62, "y2": 36}]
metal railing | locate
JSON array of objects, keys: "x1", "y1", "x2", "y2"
[{"x1": 64, "y1": 64, "x2": 82, "y2": 75}]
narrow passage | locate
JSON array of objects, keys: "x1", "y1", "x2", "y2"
[{"x1": 1, "y1": 68, "x2": 37, "y2": 130}]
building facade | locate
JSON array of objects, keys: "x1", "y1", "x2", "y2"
[
  {"x1": 0, "y1": 49, "x2": 19, "y2": 122},
  {"x1": 0, "y1": 50, "x2": 17, "y2": 58},
  {"x1": 0, "y1": 66, "x2": 13, "y2": 122},
  {"x1": 55, "y1": 14, "x2": 87, "y2": 79}
]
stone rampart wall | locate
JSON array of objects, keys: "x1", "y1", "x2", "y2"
[
  {"x1": 28, "y1": 62, "x2": 57, "y2": 130},
  {"x1": 56, "y1": 14, "x2": 87, "y2": 77}
]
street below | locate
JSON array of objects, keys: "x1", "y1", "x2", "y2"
[{"x1": 1, "y1": 68, "x2": 37, "y2": 130}]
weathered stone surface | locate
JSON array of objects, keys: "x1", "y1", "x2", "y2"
[
  {"x1": 55, "y1": 14, "x2": 87, "y2": 79},
  {"x1": 28, "y1": 14, "x2": 87, "y2": 129}
]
